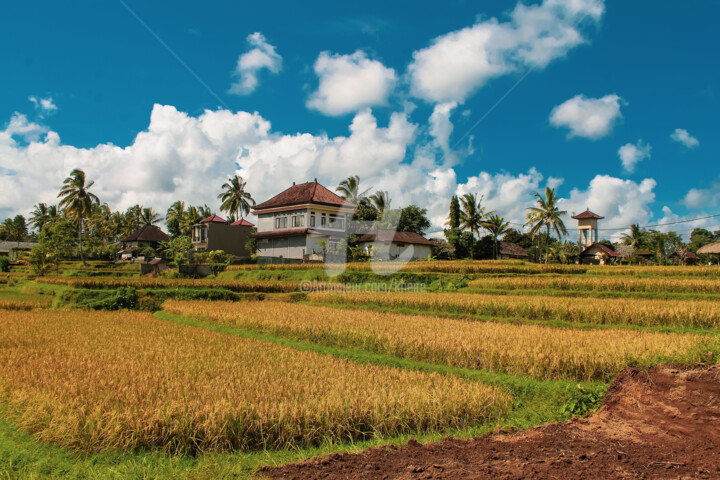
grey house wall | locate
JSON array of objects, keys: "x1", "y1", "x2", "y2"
[
  {"x1": 206, "y1": 224, "x2": 253, "y2": 258},
  {"x1": 257, "y1": 236, "x2": 307, "y2": 259}
]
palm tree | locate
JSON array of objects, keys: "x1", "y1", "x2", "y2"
[
  {"x1": 482, "y1": 214, "x2": 510, "y2": 260},
  {"x1": 166, "y1": 201, "x2": 187, "y2": 237},
  {"x1": 459, "y1": 193, "x2": 494, "y2": 259},
  {"x1": 369, "y1": 191, "x2": 391, "y2": 216},
  {"x1": 140, "y1": 207, "x2": 163, "y2": 226},
  {"x1": 218, "y1": 175, "x2": 255, "y2": 221},
  {"x1": 620, "y1": 224, "x2": 646, "y2": 250},
  {"x1": 336, "y1": 175, "x2": 371, "y2": 205},
  {"x1": 524, "y1": 187, "x2": 568, "y2": 264},
  {"x1": 57, "y1": 169, "x2": 100, "y2": 266},
  {"x1": 29, "y1": 203, "x2": 52, "y2": 233}
]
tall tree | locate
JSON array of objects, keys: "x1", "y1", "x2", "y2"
[
  {"x1": 57, "y1": 169, "x2": 100, "y2": 266},
  {"x1": 29, "y1": 203, "x2": 53, "y2": 234},
  {"x1": 218, "y1": 175, "x2": 255, "y2": 221},
  {"x1": 620, "y1": 224, "x2": 646, "y2": 249},
  {"x1": 482, "y1": 214, "x2": 510, "y2": 260},
  {"x1": 459, "y1": 193, "x2": 493, "y2": 259},
  {"x1": 447, "y1": 195, "x2": 461, "y2": 229},
  {"x1": 336, "y1": 175, "x2": 371, "y2": 205},
  {"x1": 166, "y1": 201, "x2": 187, "y2": 237},
  {"x1": 369, "y1": 191, "x2": 391, "y2": 216},
  {"x1": 140, "y1": 207, "x2": 163, "y2": 226},
  {"x1": 524, "y1": 187, "x2": 567, "y2": 264}
]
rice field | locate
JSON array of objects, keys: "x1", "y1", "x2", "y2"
[
  {"x1": 35, "y1": 276, "x2": 305, "y2": 292},
  {"x1": 163, "y1": 300, "x2": 714, "y2": 381},
  {"x1": 310, "y1": 290, "x2": 720, "y2": 329},
  {"x1": 0, "y1": 309, "x2": 511, "y2": 454},
  {"x1": 467, "y1": 275, "x2": 720, "y2": 294}
]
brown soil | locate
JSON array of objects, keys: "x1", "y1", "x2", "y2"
[{"x1": 260, "y1": 364, "x2": 720, "y2": 479}]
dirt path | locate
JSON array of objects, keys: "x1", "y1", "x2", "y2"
[{"x1": 260, "y1": 364, "x2": 720, "y2": 479}]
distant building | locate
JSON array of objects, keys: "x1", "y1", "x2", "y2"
[
  {"x1": 571, "y1": 209, "x2": 623, "y2": 265},
  {"x1": 355, "y1": 230, "x2": 434, "y2": 261},
  {"x1": 119, "y1": 225, "x2": 169, "y2": 261},
  {"x1": 251, "y1": 180, "x2": 356, "y2": 262},
  {"x1": 0, "y1": 241, "x2": 39, "y2": 260},
  {"x1": 191, "y1": 215, "x2": 254, "y2": 258},
  {"x1": 579, "y1": 243, "x2": 623, "y2": 265},
  {"x1": 668, "y1": 250, "x2": 700, "y2": 265},
  {"x1": 498, "y1": 241, "x2": 529, "y2": 260}
]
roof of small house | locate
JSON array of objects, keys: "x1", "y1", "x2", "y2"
[
  {"x1": 200, "y1": 214, "x2": 227, "y2": 224},
  {"x1": 0, "y1": 241, "x2": 39, "y2": 252},
  {"x1": 580, "y1": 243, "x2": 623, "y2": 257},
  {"x1": 355, "y1": 230, "x2": 434, "y2": 246},
  {"x1": 668, "y1": 250, "x2": 700, "y2": 260},
  {"x1": 230, "y1": 218, "x2": 255, "y2": 227},
  {"x1": 121, "y1": 225, "x2": 169, "y2": 243},
  {"x1": 697, "y1": 242, "x2": 720, "y2": 255},
  {"x1": 499, "y1": 241, "x2": 529, "y2": 257},
  {"x1": 571, "y1": 209, "x2": 604, "y2": 220},
  {"x1": 148, "y1": 258, "x2": 168, "y2": 265},
  {"x1": 253, "y1": 179, "x2": 355, "y2": 210}
]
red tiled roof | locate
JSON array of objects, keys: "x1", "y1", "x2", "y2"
[
  {"x1": 120, "y1": 225, "x2": 170, "y2": 243},
  {"x1": 499, "y1": 241, "x2": 529, "y2": 257},
  {"x1": 355, "y1": 230, "x2": 434, "y2": 246},
  {"x1": 580, "y1": 243, "x2": 623, "y2": 257},
  {"x1": 230, "y1": 219, "x2": 255, "y2": 227},
  {"x1": 253, "y1": 180, "x2": 355, "y2": 210},
  {"x1": 200, "y1": 214, "x2": 226, "y2": 224},
  {"x1": 572, "y1": 209, "x2": 604, "y2": 220}
]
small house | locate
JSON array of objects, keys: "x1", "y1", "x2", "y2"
[
  {"x1": 191, "y1": 215, "x2": 254, "y2": 258},
  {"x1": 119, "y1": 225, "x2": 169, "y2": 261},
  {"x1": 355, "y1": 230, "x2": 434, "y2": 261},
  {"x1": 498, "y1": 241, "x2": 529, "y2": 260},
  {"x1": 578, "y1": 243, "x2": 623, "y2": 265}
]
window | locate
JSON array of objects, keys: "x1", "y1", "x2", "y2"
[
  {"x1": 321, "y1": 214, "x2": 327, "y2": 227},
  {"x1": 328, "y1": 214, "x2": 344, "y2": 230},
  {"x1": 291, "y1": 214, "x2": 305, "y2": 228},
  {"x1": 275, "y1": 216, "x2": 287, "y2": 229},
  {"x1": 309, "y1": 215, "x2": 315, "y2": 227}
]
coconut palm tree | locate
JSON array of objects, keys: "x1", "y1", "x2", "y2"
[
  {"x1": 218, "y1": 175, "x2": 255, "y2": 221},
  {"x1": 620, "y1": 224, "x2": 646, "y2": 250},
  {"x1": 57, "y1": 169, "x2": 100, "y2": 266},
  {"x1": 336, "y1": 175, "x2": 371, "y2": 205},
  {"x1": 459, "y1": 193, "x2": 494, "y2": 259},
  {"x1": 166, "y1": 201, "x2": 187, "y2": 237},
  {"x1": 482, "y1": 214, "x2": 510, "y2": 260},
  {"x1": 29, "y1": 203, "x2": 52, "y2": 233},
  {"x1": 369, "y1": 191, "x2": 391, "y2": 216},
  {"x1": 524, "y1": 187, "x2": 568, "y2": 264},
  {"x1": 140, "y1": 207, "x2": 163, "y2": 226}
]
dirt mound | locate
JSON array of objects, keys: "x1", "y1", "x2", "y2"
[{"x1": 260, "y1": 364, "x2": 720, "y2": 479}]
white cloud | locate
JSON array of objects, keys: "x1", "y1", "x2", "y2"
[
  {"x1": 307, "y1": 51, "x2": 397, "y2": 116},
  {"x1": 428, "y1": 101, "x2": 459, "y2": 165},
  {"x1": 408, "y1": 0, "x2": 605, "y2": 103},
  {"x1": 549, "y1": 94, "x2": 623, "y2": 139},
  {"x1": 683, "y1": 179, "x2": 720, "y2": 209},
  {"x1": 0, "y1": 103, "x2": 667, "y2": 247},
  {"x1": 229, "y1": 32, "x2": 282, "y2": 95},
  {"x1": 670, "y1": 128, "x2": 699, "y2": 149},
  {"x1": 28, "y1": 96, "x2": 58, "y2": 114},
  {"x1": 561, "y1": 175, "x2": 656, "y2": 240},
  {"x1": 618, "y1": 140, "x2": 651, "y2": 173}
]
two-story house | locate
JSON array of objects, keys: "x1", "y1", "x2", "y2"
[
  {"x1": 251, "y1": 179, "x2": 356, "y2": 261},
  {"x1": 191, "y1": 215, "x2": 254, "y2": 258}
]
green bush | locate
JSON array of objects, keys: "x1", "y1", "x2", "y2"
[
  {"x1": 0, "y1": 257, "x2": 10, "y2": 272},
  {"x1": 62, "y1": 287, "x2": 139, "y2": 311}
]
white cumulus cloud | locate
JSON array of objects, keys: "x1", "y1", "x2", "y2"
[
  {"x1": 229, "y1": 32, "x2": 282, "y2": 95},
  {"x1": 618, "y1": 140, "x2": 651, "y2": 173},
  {"x1": 670, "y1": 128, "x2": 699, "y2": 149},
  {"x1": 28, "y1": 96, "x2": 58, "y2": 114},
  {"x1": 549, "y1": 94, "x2": 623, "y2": 139},
  {"x1": 408, "y1": 0, "x2": 605, "y2": 103},
  {"x1": 307, "y1": 50, "x2": 397, "y2": 116}
]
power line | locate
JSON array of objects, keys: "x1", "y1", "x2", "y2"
[{"x1": 507, "y1": 213, "x2": 720, "y2": 233}]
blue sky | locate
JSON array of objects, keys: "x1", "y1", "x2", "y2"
[{"x1": 1, "y1": 0, "x2": 718, "y2": 238}]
